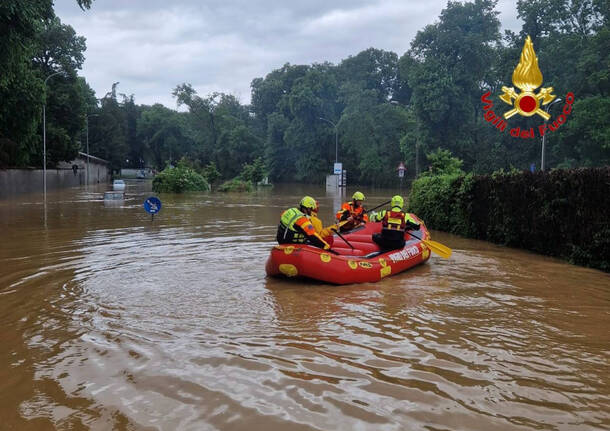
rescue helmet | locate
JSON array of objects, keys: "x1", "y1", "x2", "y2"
[
  {"x1": 391, "y1": 195, "x2": 404, "y2": 209},
  {"x1": 299, "y1": 196, "x2": 316, "y2": 210},
  {"x1": 352, "y1": 191, "x2": 365, "y2": 201}
]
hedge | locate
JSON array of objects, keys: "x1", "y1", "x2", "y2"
[{"x1": 407, "y1": 167, "x2": 610, "y2": 272}]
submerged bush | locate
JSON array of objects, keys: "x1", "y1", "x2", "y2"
[
  {"x1": 152, "y1": 165, "x2": 209, "y2": 193},
  {"x1": 217, "y1": 178, "x2": 253, "y2": 192}
]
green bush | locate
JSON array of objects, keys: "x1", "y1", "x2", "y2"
[
  {"x1": 407, "y1": 167, "x2": 610, "y2": 272},
  {"x1": 202, "y1": 161, "x2": 221, "y2": 187},
  {"x1": 408, "y1": 174, "x2": 463, "y2": 229},
  {"x1": 152, "y1": 165, "x2": 209, "y2": 193},
  {"x1": 241, "y1": 157, "x2": 266, "y2": 184},
  {"x1": 217, "y1": 178, "x2": 253, "y2": 192},
  {"x1": 422, "y1": 148, "x2": 464, "y2": 177}
]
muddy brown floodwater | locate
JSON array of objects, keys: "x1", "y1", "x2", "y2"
[{"x1": 1, "y1": 181, "x2": 609, "y2": 430}]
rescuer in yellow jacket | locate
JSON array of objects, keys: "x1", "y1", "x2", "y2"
[
  {"x1": 370, "y1": 195, "x2": 420, "y2": 250},
  {"x1": 310, "y1": 199, "x2": 337, "y2": 246},
  {"x1": 277, "y1": 196, "x2": 331, "y2": 249}
]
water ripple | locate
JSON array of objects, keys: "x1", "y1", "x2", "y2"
[{"x1": 1, "y1": 186, "x2": 609, "y2": 430}]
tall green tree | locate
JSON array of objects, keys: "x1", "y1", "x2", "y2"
[
  {"x1": 337, "y1": 48, "x2": 399, "y2": 102},
  {"x1": 87, "y1": 83, "x2": 128, "y2": 170},
  {"x1": 136, "y1": 104, "x2": 188, "y2": 169},
  {"x1": 0, "y1": 0, "x2": 92, "y2": 167},
  {"x1": 173, "y1": 83, "x2": 263, "y2": 178},
  {"x1": 32, "y1": 14, "x2": 90, "y2": 165},
  {"x1": 513, "y1": 0, "x2": 609, "y2": 168},
  {"x1": 404, "y1": 0, "x2": 502, "y2": 172}
]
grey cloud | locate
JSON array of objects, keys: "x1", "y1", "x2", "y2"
[{"x1": 54, "y1": 0, "x2": 522, "y2": 108}]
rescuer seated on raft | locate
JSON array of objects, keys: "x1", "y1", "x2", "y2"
[
  {"x1": 310, "y1": 200, "x2": 337, "y2": 246},
  {"x1": 277, "y1": 196, "x2": 331, "y2": 250},
  {"x1": 370, "y1": 195, "x2": 420, "y2": 251},
  {"x1": 336, "y1": 191, "x2": 369, "y2": 232}
]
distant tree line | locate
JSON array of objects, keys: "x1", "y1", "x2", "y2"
[{"x1": 1, "y1": 0, "x2": 608, "y2": 186}]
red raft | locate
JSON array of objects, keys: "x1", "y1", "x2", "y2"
[{"x1": 265, "y1": 215, "x2": 431, "y2": 284}]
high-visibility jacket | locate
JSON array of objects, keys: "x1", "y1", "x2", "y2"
[
  {"x1": 372, "y1": 207, "x2": 420, "y2": 241},
  {"x1": 383, "y1": 209, "x2": 407, "y2": 231},
  {"x1": 277, "y1": 208, "x2": 329, "y2": 249},
  {"x1": 371, "y1": 208, "x2": 420, "y2": 226},
  {"x1": 380, "y1": 208, "x2": 407, "y2": 242},
  {"x1": 336, "y1": 202, "x2": 369, "y2": 222},
  {"x1": 310, "y1": 213, "x2": 336, "y2": 245}
]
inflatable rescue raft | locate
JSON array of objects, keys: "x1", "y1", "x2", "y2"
[{"x1": 265, "y1": 216, "x2": 431, "y2": 284}]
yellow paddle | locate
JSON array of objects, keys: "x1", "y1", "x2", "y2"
[{"x1": 409, "y1": 231, "x2": 452, "y2": 259}]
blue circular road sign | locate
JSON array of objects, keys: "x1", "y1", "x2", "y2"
[{"x1": 144, "y1": 197, "x2": 162, "y2": 214}]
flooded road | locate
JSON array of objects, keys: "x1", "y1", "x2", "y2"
[{"x1": 1, "y1": 181, "x2": 609, "y2": 430}]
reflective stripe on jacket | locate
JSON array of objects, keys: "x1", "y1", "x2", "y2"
[
  {"x1": 383, "y1": 210, "x2": 406, "y2": 231},
  {"x1": 373, "y1": 208, "x2": 419, "y2": 226}
]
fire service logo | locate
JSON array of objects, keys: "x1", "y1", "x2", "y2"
[{"x1": 481, "y1": 36, "x2": 574, "y2": 139}]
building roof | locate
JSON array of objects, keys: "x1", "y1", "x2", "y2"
[{"x1": 78, "y1": 152, "x2": 109, "y2": 164}]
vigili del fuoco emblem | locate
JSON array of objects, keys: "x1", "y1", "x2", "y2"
[
  {"x1": 499, "y1": 36, "x2": 556, "y2": 120},
  {"x1": 481, "y1": 35, "x2": 574, "y2": 139}
]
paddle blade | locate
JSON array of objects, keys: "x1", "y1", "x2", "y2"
[{"x1": 423, "y1": 239, "x2": 452, "y2": 259}]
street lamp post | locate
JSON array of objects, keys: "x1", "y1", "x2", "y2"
[
  {"x1": 318, "y1": 117, "x2": 338, "y2": 164},
  {"x1": 541, "y1": 98, "x2": 562, "y2": 171},
  {"x1": 42, "y1": 71, "x2": 63, "y2": 200},
  {"x1": 85, "y1": 113, "x2": 99, "y2": 186}
]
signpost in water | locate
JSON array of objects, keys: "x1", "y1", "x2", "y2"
[
  {"x1": 397, "y1": 161, "x2": 406, "y2": 190},
  {"x1": 144, "y1": 197, "x2": 162, "y2": 221}
]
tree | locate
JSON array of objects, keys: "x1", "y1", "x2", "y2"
[
  {"x1": 137, "y1": 103, "x2": 189, "y2": 169},
  {"x1": 264, "y1": 113, "x2": 293, "y2": 181},
  {"x1": 241, "y1": 157, "x2": 266, "y2": 184},
  {"x1": 33, "y1": 15, "x2": 86, "y2": 74},
  {"x1": 405, "y1": 0, "x2": 502, "y2": 171},
  {"x1": 87, "y1": 82, "x2": 128, "y2": 170},
  {"x1": 423, "y1": 148, "x2": 465, "y2": 176},
  {"x1": 250, "y1": 63, "x2": 310, "y2": 134},
  {"x1": 0, "y1": 0, "x2": 92, "y2": 167},
  {"x1": 202, "y1": 161, "x2": 221, "y2": 189},
  {"x1": 555, "y1": 96, "x2": 610, "y2": 166},
  {"x1": 337, "y1": 48, "x2": 399, "y2": 102},
  {"x1": 30, "y1": 15, "x2": 90, "y2": 165},
  {"x1": 122, "y1": 94, "x2": 143, "y2": 168}
]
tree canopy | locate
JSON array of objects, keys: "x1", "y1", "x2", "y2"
[{"x1": 1, "y1": 0, "x2": 607, "y2": 180}]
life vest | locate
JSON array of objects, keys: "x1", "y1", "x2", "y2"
[
  {"x1": 379, "y1": 209, "x2": 406, "y2": 242},
  {"x1": 336, "y1": 202, "x2": 368, "y2": 222},
  {"x1": 277, "y1": 207, "x2": 307, "y2": 243},
  {"x1": 382, "y1": 210, "x2": 406, "y2": 230}
]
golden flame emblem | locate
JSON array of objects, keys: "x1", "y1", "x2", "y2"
[{"x1": 500, "y1": 36, "x2": 556, "y2": 119}]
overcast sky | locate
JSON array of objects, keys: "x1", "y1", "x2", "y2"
[{"x1": 55, "y1": 0, "x2": 522, "y2": 108}]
